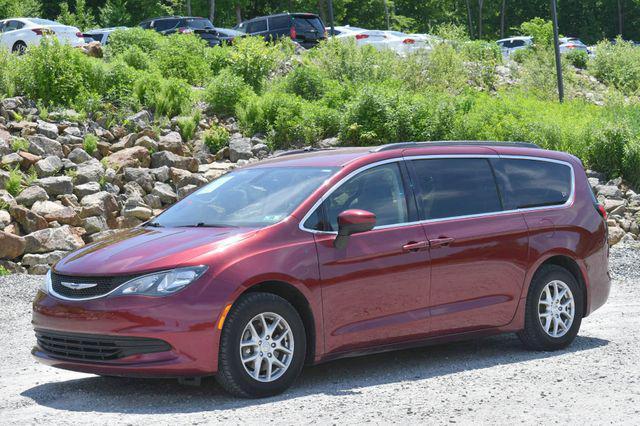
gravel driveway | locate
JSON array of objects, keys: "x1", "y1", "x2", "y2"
[{"x1": 1, "y1": 245, "x2": 639, "y2": 425}]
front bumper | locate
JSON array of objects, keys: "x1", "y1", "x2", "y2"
[{"x1": 31, "y1": 290, "x2": 222, "y2": 377}]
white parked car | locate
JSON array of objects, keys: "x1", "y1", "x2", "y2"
[
  {"x1": 390, "y1": 33, "x2": 439, "y2": 54},
  {"x1": 559, "y1": 37, "x2": 590, "y2": 54},
  {"x1": 496, "y1": 36, "x2": 533, "y2": 58},
  {"x1": 335, "y1": 29, "x2": 398, "y2": 51},
  {"x1": 82, "y1": 26, "x2": 128, "y2": 45},
  {"x1": 0, "y1": 18, "x2": 85, "y2": 53},
  {"x1": 326, "y1": 25, "x2": 366, "y2": 37}
]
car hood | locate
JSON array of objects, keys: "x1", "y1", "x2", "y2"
[{"x1": 54, "y1": 226, "x2": 256, "y2": 276}]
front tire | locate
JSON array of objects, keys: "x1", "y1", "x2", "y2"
[
  {"x1": 216, "y1": 292, "x2": 306, "y2": 398},
  {"x1": 12, "y1": 41, "x2": 26, "y2": 55},
  {"x1": 518, "y1": 265, "x2": 584, "y2": 351}
]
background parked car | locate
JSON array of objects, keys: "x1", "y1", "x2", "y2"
[
  {"x1": 140, "y1": 16, "x2": 225, "y2": 46},
  {"x1": 0, "y1": 18, "x2": 85, "y2": 53},
  {"x1": 82, "y1": 26, "x2": 128, "y2": 45},
  {"x1": 559, "y1": 37, "x2": 590, "y2": 54},
  {"x1": 496, "y1": 36, "x2": 533, "y2": 58},
  {"x1": 234, "y1": 13, "x2": 326, "y2": 49},
  {"x1": 327, "y1": 25, "x2": 365, "y2": 37}
]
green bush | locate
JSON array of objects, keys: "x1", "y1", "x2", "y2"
[
  {"x1": 11, "y1": 138, "x2": 29, "y2": 152},
  {"x1": 119, "y1": 46, "x2": 153, "y2": 71},
  {"x1": 5, "y1": 167, "x2": 22, "y2": 196},
  {"x1": 155, "y1": 33, "x2": 211, "y2": 85},
  {"x1": 203, "y1": 125, "x2": 230, "y2": 152},
  {"x1": 0, "y1": 265, "x2": 9, "y2": 276},
  {"x1": 462, "y1": 40, "x2": 502, "y2": 90},
  {"x1": 283, "y1": 65, "x2": 327, "y2": 100},
  {"x1": 565, "y1": 49, "x2": 588, "y2": 69},
  {"x1": 204, "y1": 45, "x2": 231, "y2": 75},
  {"x1": 590, "y1": 39, "x2": 640, "y2": 95},
  {"x1": 102, "y1": 60, "x2": 140, "y2": 106},
  {"x1": 227, "y1": 36, "x2": 284, "y2": 91},
  {"x1": 177, "y1": 111, "x2": 201, "y2": 141},
  {"x1": 584, "y1": 124, "x2": 630, "y2": 179},
  {"x1": 425, "y1": 42, "x2": 467, "y2": 92},
  {"x1": 204, "y1": 68, "x2": 253, "y2": 116},
  {"x1": 83, "y1": 134, "x2": 98, "y2": 155},
  {"x1": 0, "y1": 49, "x2": 17, "y2": 97},
  {"x1": 339, "y1": 86, "x2": 401, "y2": 145},
  {"x1": 518, "y1": 18, "x2": 553, "y2": 48},
  {"x1": 134, "y1": 73, "x2": 193, "y2": 118},
  {"x1": 106, "y1": 28, "x2": 163, "y2": 57}
]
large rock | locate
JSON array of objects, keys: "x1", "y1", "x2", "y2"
[
  {"x1": 123, "y1": 167, "x2": 154, "y2": 193},
  {"x1": 158, "y1": 131, "x2": 184, "y2": 155},
  {"x1": 74, "y1": 182, "x2": 101, "y2": 198},
  {"x1": 2, "y1": 152, "x2": 22, "y2": 168},
  {"x1": 134, "y1": 135, "x2": 158, "y2": 151},
  {"x1": 15, "y1": 185, "x2": 48, "y2": 208},
  {"x1": 151, "y1": 151, "x2": 198, "y2": 172},
  {"x1": 151, "y1": 182, "x2": 177, "y2": 204},
  {"x1": 229, "y1": 136, "x2": 253, "y2": 162},
  {"x1": 608, "y1": 226, "x2": 625, "y2": 246},
  {"x1": 24, "y1": 225, "x2": 84, "y2": 254},
  {"x1": 105, "y1": 146, "x2": 151, "y2": 169},
  {"x1": 36, "y1": 120, "x2": 59, "y2": 139},
  {"x1": 83, "y1": 215, "x2": 108, "y2": 235},
  {"x1": 598, "y1": 185, "x2": 623, "y2": 199},
  {"x1": 32, "y1": 200, "x2": 80, "y2": 225},
  {"x1": 170, "y1": 167, "x2": 208, "y2": 189},
  {"x1": 21, "y1": 250, "x2": 69, "y2": 267},
  {"x1": 0, "y1": 209, "x2": 10, "y2": 228},
  {"x1": 28, "y1": 135, "x2": 63, "y2": 158},
  {"x1": 35, "y1": 155, "x2": 63, "y2": 178},
  {"x1": 75, "y1": 160, "x2": 105, "y2": 185},
  {"x1": 36, "y1": 176, "x2": 73, "y2": 196},
  {"x1": 0, "y1": 231, "x2": 25, "y2": 259},
  {"x1": 68, "y1": 147, "x2": 93, "y2": 164},
  {"x1": 125, "y1": 110, "x2": 152, "y2": 131},
  {"x1": 10, "y1": 205, "x2": 49, "y2": 233},
  {"x1": 80, "y1": 191, "x2": 118, "y2": 216}
]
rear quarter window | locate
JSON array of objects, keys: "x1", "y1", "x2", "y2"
[
  {"x1": 268, "y1": 16, "x2": 291, "y2": 30},
  {"x1": 247, "y1": 19, "x2": 267, "y2": 33},
  {"x1": 491, "y1": 158, "x2": 573, "y2": 210}
]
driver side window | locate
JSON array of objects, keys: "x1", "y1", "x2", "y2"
[{"x1": 309, "y1": 163, "x2": 408, "y2": 232}]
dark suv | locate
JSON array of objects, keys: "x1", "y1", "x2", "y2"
[
  {"x1": 140, "y1": 16, "x2": 235, "y2": 46},
  {"x1": 32, "y1": 141, "x2": 610, "y2": 398},
  {"x1": 234, "y1": 12, "x2": 326, "y2": 48}
]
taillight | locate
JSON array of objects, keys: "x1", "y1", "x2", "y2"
[
  {"x1": 403, "y1": 38, "x2": 415, "y2": 44},
  {"x1": 355, "y1": 34, "x2": 369, "y2": 40},
  {"x1": 290, "y1": 26, "x2": 297, "y2": 39},
  {"x1": 565, "y1": 44, "x2": 576, "y2": 49},
  {"x1": 595, "y1": 203, "x2": 607, "y2": 220},
  {"x1": 76, "y1": 31, "x2": 83, "y2": 37},
  {"x1": 31, "y1": 28, "x2": 44, "y2": 35},
  {"x1": 178, "y1": 27, "x2": 193, "y2": 34}
]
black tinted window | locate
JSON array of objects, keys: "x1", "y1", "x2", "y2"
[
  {"x1": 317, "y1": 163, "x2": 408, "y2": 231},
  {"x1": 411, "y1": 158, "x2": 502, "y2": 220},
  {"x1": 186, "y1": 18, "x2": 214, "y2": 29},
  {"x1": 153, "y1": 19, "x2": 179, "y2": 31},
  {"x1": 511, "y1": 40, "x2": 526, "y2": 47},
  {"x1": 293, "y1": 16, "x2": 324, "y2": 33},
  {"x1": 247, "y1": 19, "x2": 267, "y2": 33},
  {"x1": 269, "y1": 16, "x2": 291, "y2": 30},
  {"x1": 492, "y1": 158, "x2": 572, "y2": 209}
]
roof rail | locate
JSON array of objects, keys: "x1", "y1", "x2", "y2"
[
  {"x1": 372, "y1": 141, "x2": 541, "y2": 152},
  {"x1": 274, "y1": 147, "x2": 337, "y2": 157}
]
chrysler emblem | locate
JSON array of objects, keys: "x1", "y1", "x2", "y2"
[{"x1": 61, "y1": 282, "x2": 97, "y2": 290}]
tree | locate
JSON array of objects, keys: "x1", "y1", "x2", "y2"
[
  {"x1": 57, "y1": 0, "x2": 97, "y2": 30},
  {"x1": 500, "y1": 0, "x2": 506, "y2": 38},
  {"x1": 477, "y1": 0, "x2": 484, "y2": 39},
  {"x1": 0, "y1": 0, "x2": 41, "y2": 19},
  {"x1": 209, "y1": 0, "x2": 215, "y2": 23},
  {"x1": 99, "y1": 0, "x2": 131, "y2": 27}
]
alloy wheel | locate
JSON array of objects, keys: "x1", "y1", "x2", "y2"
[{"x1": 538, "y1": 280, "x2": 575, "y2": 338}]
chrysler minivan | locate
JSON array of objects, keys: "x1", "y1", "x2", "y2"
[{"x1": 32, "y1": 142, "x2": 610, "y2": 398}]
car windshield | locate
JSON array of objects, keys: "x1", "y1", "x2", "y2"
[
  {"x1": 186, "y1": 18, "x2": 214, "y2": 29},
  {"x1": 151, "y1": 166, "x2": 337, "y2": 228},
  {"x1": 292, "y1": 16, "x2": 324, "y2": 33},
  {"x1": 28, "y1": 18, "x2": 59, "y2": 26}
]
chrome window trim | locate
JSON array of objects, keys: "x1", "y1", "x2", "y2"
[{"x1": 298, "y1": 154, "x2": 576, "y2": 235}]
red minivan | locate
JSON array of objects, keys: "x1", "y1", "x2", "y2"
[{"x1": 32, "y1": 142, "x2": 610, "y2": 397}]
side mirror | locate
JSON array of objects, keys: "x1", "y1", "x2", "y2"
[{"x1": 334, "y1": 209, "x2": 376, "y2": 249}]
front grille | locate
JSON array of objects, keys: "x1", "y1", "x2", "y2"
[
  {"x1": 51, "y1": 272, "x2": 135, "y2": 299},
  {"x1": 35, "y1": 330, "x2": 171, "y2": 362}
]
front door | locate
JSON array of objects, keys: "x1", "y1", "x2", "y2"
[
  {"x1": 408, "y1": 157, "x2": 529, "y2": 335},
  {"x1": 306, "y1": 162, "x2": 431, "y2": 355}
]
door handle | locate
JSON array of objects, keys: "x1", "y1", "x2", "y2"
[
  {"x1": 402, "y1": 241, "x2": 429, "y2": 252},
  {"x1": 430, "y1": 237, "x2": 455, "y2": 248}
]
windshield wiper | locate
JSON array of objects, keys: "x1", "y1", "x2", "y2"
[
  {"x1": 144, "y1": 221, "x2": 163, "y2": 227},
  {"x1": 177, "y1": 222, "x2": 237, "y2": 228}
]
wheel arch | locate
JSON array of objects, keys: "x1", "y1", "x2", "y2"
[
  {"x1": 533, "y1": 254, "x2": 588, "y2": 317},
  {"x1": 241, "y1": 280, "x2": 317, "y2": 365}
]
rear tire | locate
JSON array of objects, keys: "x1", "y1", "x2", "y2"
[
  {"x1": 216, "y1": 292, "x2": 306, "y2": 398},
  {"x1": 518, "y1": 265, "x2": 584, "y2": 351},
  {"x1": 12, "y1": 41, "x2": 26, "y2": 55}
]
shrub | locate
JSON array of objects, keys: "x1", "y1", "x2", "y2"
[
  {"x1": 0, "y1": 266, "x2": 9, "y2": 276},
  {"x1": 106, "y1": 28, "x2": 163, "y2": 57},
  {"x1": 0, "y1": 49, "x2": 17, "y2": 97},
  {"x1": 134, "y1": 74, "x2": 193, "y2": 118},
  {"x1": 518, "y1": 18, "x2": 553, "y2": 48},
  {"x1": 565, "y1": 49, "x2": 588, "y2": 69},
  {"x1": 425, "y1": 42, "x2": 467, "y2": 92},
  {"x1": 584, "y1": 124, "x2": 630, "y2": 179},
  {"x1": 119, "y1": 46, "x2": 153, "y2": 71},
  {"x1": 283, "y1": 65, "x2": 327, "y2": 100},
  {"x1": 227, "y1": 36, "x2": 284, "y2": 90},
  {"x1": 102, "y1": 60, "x2": 140, "y2": 106},
  {"x1": 5, "y1": 167, "x2": 22, "y2": 196},
  {"x1": 203, "y1": 125, "x2": 230, "y2": 152},
  {"x1": 177, "y1": 111, "x2": 201, "y2": 141},
  {"x1": 155, "y1": 33, "x2": 211, "y2": 85},
  {"x1": 462, "y1": 40, "x2": 502, "y2": 90},
  {"x1": 204, "y1": 68, "x2": 253, "y2": 116},
  {"x1": 83, "y1": 134, "x2": 98, "y2": 155},
  {"x1": 590, "y1": 39, "x2": 640, "y2": 95},
  {"x1": 204, "y1": 45, "x2": 231, "y2": 75},
  {"x1": 339, "y1": 86, "x2": 401, "y2": 145},
  {"x1": 11, "y1": 138, "x2": 29, "y2": 152}
]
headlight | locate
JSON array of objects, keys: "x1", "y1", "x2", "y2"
[
  {"x1": 40, "y1": 270, "x2": 51, "y2": 294},
  {"x1": 112, "y1": 266, "x2": 208, "y2": 297}
]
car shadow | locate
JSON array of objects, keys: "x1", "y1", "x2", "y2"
[{"x1": 21, "y1": 334, "x2": 608, "y2": 414}]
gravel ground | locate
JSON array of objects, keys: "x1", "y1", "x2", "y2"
[{"x1": 1, "y1": 245, "x2": 639, "y2": 425}]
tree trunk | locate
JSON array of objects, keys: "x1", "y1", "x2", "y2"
[
  {"x1": 500, "y1": 0, "x2": 506, "y2": 38},
  {"x1": 383, "y1": 0, "x2": 390, "y2": 30},
  {"x1": 186, "y1": 0, "x2": 191, "y2": 15},
  {"x1": 478, "y1": 0, "x2": 484, "y2": 39},
  {"x1": 618, "y1": 0, "x2": 624, "y2": 37},
  {"x1": 235, "y1": 4, "x2": 242, "y2": 24},
  {"x1": 465, "y1": 0, "x2": 474, "y2": 39},
  {"x1": 317, "y1": 0, "x2": 326, "y2": 22},
  {"x1": 209, "y1": 0, "x2": 215, "y2": 23}
]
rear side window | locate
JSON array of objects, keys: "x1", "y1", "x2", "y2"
[
  {"x1": 410, "y1": 158, "x2": 502, "y2": 220},
  {"x1": 186, "y1": 18, "x2": 214, "y2": 30},
  {"x1": 153, "y1": 19, "x2": 179, "y2": 31},
  {"x1": 269, "y1": 16, "x2": 291, "y2": 30},
  {"x1": 312, "y1": 163, "x2": 408, "y2": 231},
  {"x1": 491, "y1": 158, "x2": 572, "y2": 210},
  {"x1": 293, "y1": 16, "x2": 324, "y2": 33}
]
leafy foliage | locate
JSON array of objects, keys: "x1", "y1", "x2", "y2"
[
  {"x1": 5, "y1": 167, "x2": 22, "y2": 197},
  {"x1": 203, "y1": 125, "x2": 230, "y2": 153},
  {"x1": 204, "y1": 68, "x2": 253, "y2": 116},
  {"x1": 83, "y1": 134, "x2": 98, "y2": 155}
]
